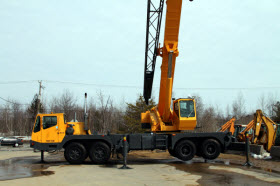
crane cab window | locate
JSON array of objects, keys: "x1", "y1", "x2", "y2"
[
  {"x1": 33, "y1": 116, "x2": 41, "y2": 133},
  {"x1": 43, "y1": 116, "x2": 57, "y2": 129},
  {"x1": 179, "y1": 100, "x2": 195, "y2": 117}
]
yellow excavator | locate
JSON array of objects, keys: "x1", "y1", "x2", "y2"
[{"x1": 252, "y1": 110, "x2": 278, "y2": 152}]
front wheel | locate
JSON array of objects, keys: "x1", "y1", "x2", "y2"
[
  {"x1": 175, "y1": 140, "x2": 196, "y2": 161},
  {"x1": 201, "y1": 139, "x2": 221, "y2": 160},
  {"x1": 89, "y1": 142, "x2": 111, "y2": 164},
  {"x1": 64, "y1": 142, "x2": 87, "y2": 164}
]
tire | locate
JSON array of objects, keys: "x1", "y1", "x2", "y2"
[
  {"x1": 168, "y1": 148, "x2": 177, "y2": 157},
  {"x1": 64, "y1": 142, "x2": 87, "y2": 164},
  {"x1": 13, "y1": 143, "x2": 19, "y2": 147},
  {"x1": 89, "y1": 142, "x2": 111, "y2": 164},
  {"x1": 175, "y1": 140, "x2": 196, "y2": 161},
  {"x1": 201, "y1": 139, "x2": 221, "y2": 160}
]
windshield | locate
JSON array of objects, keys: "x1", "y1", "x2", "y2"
[{"x1": 179, "y1": 100, "x2": 195, "y2": 117}]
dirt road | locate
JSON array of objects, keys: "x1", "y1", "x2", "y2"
[{"x1": 0, "y1": 146, "x2": 280, "y2": 186}]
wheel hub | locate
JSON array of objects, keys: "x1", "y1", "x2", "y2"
[
  {"x1": 69, "y1": 148, "x2": 81, "y2": 160},
  {"x1": 207, "y1": 145, "x2": 215, "y2": 154},
  {"x1": 95, "y1": 147, "x2": 105, "y2": 159},
  {"x1": 182, "y1": 145, "x2": 191, "y2": 155}
]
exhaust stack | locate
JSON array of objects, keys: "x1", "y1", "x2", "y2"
[{"x1": 84, "y1": 93, "x2": 89, "y2": 132}]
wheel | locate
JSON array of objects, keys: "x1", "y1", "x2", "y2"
[
  {"x1": 168, "y1": 148, "x2": 177, "y2": 157},
  {"x1": 13, "y1": 143, "x2": 19, "y2": 147},
  {"x1": 64, "y1": 142, "x2": 87, "y2": 164},
  {"x1": 201, "y1": 139, "x2": 221, "y2": 160},
  {"x1": 89, "y1": 141, "x2": 111, "y2": 164},
  {"x1": 174, "y1": 140, "x2": 196, "y2": 161}
]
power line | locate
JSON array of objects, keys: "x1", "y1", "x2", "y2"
[
  {"x1": 0, "y1": 80, "x2": 280, "y2": 90},
  {"x1": 0, "y1": 96, "x2": 29, "y2": 106},
  {"x1": 44, "y1": 80, "x2": 141, "y2": 89},
  {"x1": 44, "y1": 80, "x2": 280, "y2": 90},
  {"x1": 0, "y1": 80, "x2": 37, "y2": 84}
]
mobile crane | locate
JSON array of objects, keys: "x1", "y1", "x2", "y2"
[{"x1": 30, "y1": 0, "x2": 232, "y2": 164}]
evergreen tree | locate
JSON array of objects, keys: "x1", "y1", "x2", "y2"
[
  {"x1": 273, "y1": 101, "x2": 280, "y2": 122},
  {"x1": 28, "y1": 94, "x2": 44, "y2": 120},
  {"x1": 122, "y1": 96, "x2": 156, "y2": 133}
]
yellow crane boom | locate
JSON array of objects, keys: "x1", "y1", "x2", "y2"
[{"x1": 141, "y1": 0, "x2": 197, "y2": 132}]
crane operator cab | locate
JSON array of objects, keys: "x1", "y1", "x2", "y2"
[
  {"x1": 172, "y1": 98, "x2": 197, "y2": 131},
  {"x1": 141, "y1": 98, "x2": 197, "y2": 132}
]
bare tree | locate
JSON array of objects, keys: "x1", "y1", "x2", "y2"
[
  {"x1": 94, "y1": 91, "x2": 115, "y2": 134},
  {"x1": 192, "y1": 94, "x2": 204, "y2": 127},
  {"x1": 49, "y1": 90, "x2": 78, "y2": 121},
  {"x1": 258, "y1": 93, "x2": 266, "y2": 112},
  {"x1": 198, "y1": 105, "x2": 219, "y2": 132},
  {"x1": 266, "y1": 92, "x2": 277, "y2": 118},
  {"x1": 225, "y1": 104, "x2": 231, "y2": 120},
  {"x1": 232, "y1": 92, "x2": 246, "y2": 120}
]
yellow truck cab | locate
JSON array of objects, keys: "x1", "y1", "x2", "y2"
[{"x1": 31, "y1": 113, "x2": 90, "y2": 150}]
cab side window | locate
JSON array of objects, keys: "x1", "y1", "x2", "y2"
[
  {"x1": 43, "y1": 116, "x2": 57, "y2": 129},
  {"x1": 33, "y1": 116, "x2": 41, "y2": 133}
]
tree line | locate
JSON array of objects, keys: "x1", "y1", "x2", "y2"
[{"x1": 0, "y1": 90, "x2": 279, "y2": 136}]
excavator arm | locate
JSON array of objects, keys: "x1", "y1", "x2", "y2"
[
  {"x1": 236, "y1": 120, "x2": 254, "y2": 142},
  {"x1": 218, "y1": 118, "x2": 236, "y2": 134}
]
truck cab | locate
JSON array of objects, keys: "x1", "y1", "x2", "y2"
[{"x1": 31, "y1": 113, "x2": 90, "y2": 147}]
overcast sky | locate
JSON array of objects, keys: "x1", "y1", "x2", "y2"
[{"x1": 0, "y1": 0, "x2": 279, "y2": 114}]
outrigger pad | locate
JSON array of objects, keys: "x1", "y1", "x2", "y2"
[{"x1": 228, "y1": 142, "x2": 265, "y2": 155}]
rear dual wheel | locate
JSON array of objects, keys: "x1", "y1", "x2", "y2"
[
  {"x1": 64, "y1": 141, "x2": 111, "y2": 164},
  {"x1": 173, "y1": 139, "x2": 221, "y2": 161},
  {"x1": 89, "y1": 142, "x2": 111, "y2": 164},
  {"x1": 175, "y1": 140, "x2": 196, "y2": 161},
  {"x1": 201, "y1": 139, "x2": 221, "y2": 160}
]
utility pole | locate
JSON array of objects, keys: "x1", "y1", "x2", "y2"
[
  {"x1": 37, "y1": 80, "x2": 45, "y2": 163},
  {"x1": 37, "y1": 80, "x2": 44, "y2": 114}
]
